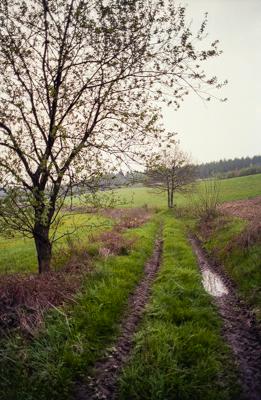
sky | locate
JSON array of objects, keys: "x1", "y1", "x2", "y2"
[{"x1": 162, "y1": 0, "x2": 261, "y2": 164}]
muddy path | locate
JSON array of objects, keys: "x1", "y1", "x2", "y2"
[
  {"x1": 73, "y1": 232, "x2": 163, "y2": 400},
  {"x1": 190, "y1": 235, "x2": 261, "y2": 400}
]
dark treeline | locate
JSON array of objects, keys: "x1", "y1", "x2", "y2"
[{"x1": 197, "y1": 155, "x2": 261, "y2": 179}]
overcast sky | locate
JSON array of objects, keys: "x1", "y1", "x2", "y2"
[{"x1": 162, "y1": 0, "x2": 261, "y2": 163}]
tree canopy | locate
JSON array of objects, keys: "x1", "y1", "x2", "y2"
[
  {"x1": 145, "y1": 144, "x2": 196, "y2": 208},
  {"x1": 0, "y1": 0, "x2": 224, "y2": 272}
]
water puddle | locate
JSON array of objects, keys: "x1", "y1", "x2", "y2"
[{"x1": 201, "y1": 269, "x2": 228, "y2": 297}]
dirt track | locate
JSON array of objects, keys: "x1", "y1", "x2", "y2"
[
  {"x1": 71, "y1": 221, "x2": 261, "y2": 400},
  {"x1": 190, "y1": 235, "x2": 261, "y2": 400},
  {"x1": 73, "y1": 232, "x2": 163, "y2": 400}
]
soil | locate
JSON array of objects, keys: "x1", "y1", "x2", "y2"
[
  {"x1": 220, "y1": 196, "x2": 261, "y2": 222},
  {"x1": 73, "y1": 231, "x2": 163, "y2": 400},
  {"x1": 190, "y1": 235, "x2": 261, "y2": 400}
]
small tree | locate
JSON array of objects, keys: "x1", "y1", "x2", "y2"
[
  {"x1": 0, "y1": 0, "x2": 225, "y2": 273},
  {"x1": 145, "y1": 145, "x2": 196, "y2": 208}
]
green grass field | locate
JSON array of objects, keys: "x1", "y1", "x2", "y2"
[
  {"x1": 0, "y1": 213, "x2": 111, "y2": 274},
  {"x1": 115, "y1": 173, "x2": 261, "y2": 208},
  {"x1": 69, "y1": 174, "x2": 261, "y2": 209},
  {"x1": 0, "y1": 174, "x2": 260, "y2": 275},
  {"x1": 0, "y1": 213, "x2": 241, "y2": 400}
]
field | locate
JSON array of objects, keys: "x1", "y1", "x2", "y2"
[
  {"x1": 0, "y1": 213, "x2": 111, "y2": 274},
  {"x1": 1, "y1": 174, "x2": 260, "y2": 275},
  {"x1": 0, "y1": 173, "x2": 260, "y2": 399},
  {"x1": 115, "y1": 173, "x2": 261, "y2": 208}
]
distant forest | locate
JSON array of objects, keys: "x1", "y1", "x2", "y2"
[
  {"x1": 1, "y1": 156, "x2": 260, "y2": 197},
  {"x1": 197, "y1": 155, "x2": 261, "y2": 179},
  {"x1": 106, "y1": 155, "x2": 261, "y2": 187}
]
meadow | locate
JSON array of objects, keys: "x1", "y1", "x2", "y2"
[
  {"x1": 0, "y1": 174, "x2": 260, "y2": 274},
  {"x1": 0, "y1": 213, "x2": 111, "y2": 274},
  {"x1": 115, "y1": 173, "x2": 261, "y2": 208}
]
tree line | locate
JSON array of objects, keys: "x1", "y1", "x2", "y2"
[
  {"x1": 197, "y1": 155, "x2": 261, "y2": 179},
  {"x1": 102, "y1": 154, "x2": 261, "y2": 188}
]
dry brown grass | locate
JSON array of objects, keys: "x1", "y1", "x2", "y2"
[
  {"x1": 97, "y1": 230, "x2": 136, "y2": 257},
  {"x1": 101, "y1": 208, "x2": 151, "y2": 229},
  {"x1": 220, "y1": 196, "x2": 261, "y2": 223},
  {"x1": 226, "y1": 221, "x2": 261, "y2": 252},
  {"x1": 0, "y1": 260, "x2": 91, "y2": 337}
]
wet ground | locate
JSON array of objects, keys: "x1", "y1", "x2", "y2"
[
  {"x1": 70, "y1": 224, "x2": 261, "y2": 400},
  {"x1": 190, "y1": 235, "x2": 261, "y2": 400},
  {"x1": 73, "y1": 232, "x2": 163, "y2": 400},
  {"x1": 201, "y1": 269, "x2": 228, "y2": 297}
]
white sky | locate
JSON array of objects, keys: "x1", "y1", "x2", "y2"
[{"x1": 162, "y1": 0, "x2": 261, "y2": 163}]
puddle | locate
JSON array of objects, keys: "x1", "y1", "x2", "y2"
[{"x1": 201, "y1": 269, "x2": 228, "y2": 297}]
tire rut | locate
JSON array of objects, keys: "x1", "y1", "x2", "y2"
[
  {"x1": 190, "y1": 235, "x2": 261, "y2": 400},
  {"x1": 73, "y1": 231, "x2": 163, "y2": 400}
]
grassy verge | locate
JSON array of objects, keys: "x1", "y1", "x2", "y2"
[
  {"x1": 0, "y1": 217, "x2": 159, "y2": 400},
  {"x1": 118, "y1": 213, "x2": 240, "y2": 400},
  {"x1": 198, "y1": 217, "x2": 261, "y2": 321}
]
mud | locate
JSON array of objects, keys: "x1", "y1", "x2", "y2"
[
  {"x1": 190, "y1": 235, "x2": 261, "y2": 400},
  {"x1": 73, "y1": 232, "x2": 163, "y2": 400}
]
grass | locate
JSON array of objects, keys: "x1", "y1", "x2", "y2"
[
  {"x1": 1, "y1": 174, "x2": 260, "y2": 274},
  {"x1": 216, "y1": 173, "x2": 261, "y2": 202},
  {"x1": 116, "y1": 173, "x2": 261, "y2": 208},
  {"x1": 116, "y1": 175, "x2": 261, "y2": 324},
  {"x1": 0, "y1": 213, "x2": 111, "y2": 274},
  {"x1": 198, "y1": 217, "x2": 261, "y2": 321},
  {"x1": 72, "y1": 173, "x2": 261, "y2": 209},
  {"x1": 0, "y1": 173, "x2": 260, "y2": 398},
  {"x1": 118, "y1": 213, "x2": 240, "y2": 400},
  {"x1": 0, "y1": 217, "x2": 160, "y2": 400}
]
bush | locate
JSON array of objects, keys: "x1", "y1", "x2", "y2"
[{"x1": 191, "y1": 179, "x2": 221, "y2": 222}]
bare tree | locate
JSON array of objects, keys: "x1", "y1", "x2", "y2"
[
  {"x1": 0, "y1": 0, "x2": 225, "y2": 273},
  {"x1": 145, "y1": 145, "x2": 196, "y2": 208}
]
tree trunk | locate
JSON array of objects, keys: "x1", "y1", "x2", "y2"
[
  {"x1": 170, "y1": 189, "x2": 174, "y2": 208},
  {"x1": 33, "y1": 224, "x2": 52, "y2": 273},
  {"x1": 167, "y1": 188, "x2": 171, "y2": 208}
]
